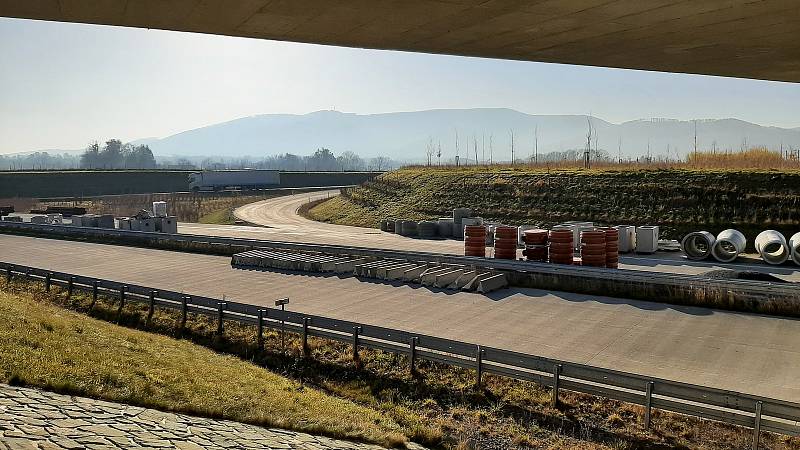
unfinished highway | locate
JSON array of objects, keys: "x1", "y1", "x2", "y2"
[
  {"x1": 180, "y1": 191, "x2": 800, "y2": 282},
  {"x1": 2, "y1": 233, "x2": 799, "y2": 403}
]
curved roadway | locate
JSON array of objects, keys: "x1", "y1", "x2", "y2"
[{"x1": 178, "y1": 191, "x2": 800, "y2": 282}]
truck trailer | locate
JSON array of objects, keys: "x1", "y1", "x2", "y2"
[{"x1": 188, "y1": 170, "x2": 281, "y2": 191}]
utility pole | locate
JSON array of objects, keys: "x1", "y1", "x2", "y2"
[
  {"x1": 437, "y1": 141, "x2": 442, "y2": 167},
  {"x1": 510, "y1": 129, "x2": 515, "y2": 165},
  {"x1": 489, "y1": 134, "x2": 494, "y2": 165},
  {"x1": 455, "y1": 130, "x2": 459, "y2": 166},
  {"x1": 618, "y1": 137, "x2": 622, "y2": 163},
  {"x1": 534, "y1": 125, "x2": 539, "y2": 164},
  {"x1": 693, "y1": 120, "x2": 698, "y2": 159},
  {"x1": 474, "y1": 135, "x2": 478, "y2": 165},
  {"x1": 584, "y1": 117, "x2": 592, "y2": 169}
]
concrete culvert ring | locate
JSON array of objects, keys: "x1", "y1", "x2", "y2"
[
  {"x1": 756, "y1": 230, "x2": 790, "y2": 265},
  {"x1": 710, "y1": 229, "x2": 746, "y2": 263},
  {"x1": 791, "y1": 232, "x2": 800, "y2": 266},
  {"x1": 681, "y1": 231, "x2": 716, "y2": 260}
]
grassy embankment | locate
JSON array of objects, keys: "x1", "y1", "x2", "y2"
[
  {"x1": 308, "y1": 167, "x2": 800, "y2": 243},
  {"x1": 2, "y1": 277, "x2": 797, "y2": 449},
  {"x1": 30, "y1": 192, "x2": 284, "y2": 224}
]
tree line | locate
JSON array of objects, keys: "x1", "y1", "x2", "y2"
[{"x1": 79, "y1": 139, "x2": 157, "y2": 169}]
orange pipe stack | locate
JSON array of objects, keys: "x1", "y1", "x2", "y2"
[
  {"x1": 599, "y1": 227, "x2": 620, "y2": 268},
  {"x1": 464, "y1": 225, "x2": 487, "y2": 257},
  {"x1": 580, "y1": 229, "x2": 607, "y2": 267},
  {"x1": 548, "y1": 229, "x2": 574, "y2": 264},
  {"x1": 493, "y1": 226, "x2": 518, "y2": 259},
  {"x1": 522, "y1": 229, "x2": 548, "y2": 262}
]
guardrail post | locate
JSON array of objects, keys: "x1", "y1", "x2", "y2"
[
  {"x1": 5, "y1": 265, "x2": 11, "y2": 283},
  {"x1": 67, "y1": 276, "x2": 75, "y2": 299},
  {"x1": 409, "y1": 337, "x2": 418, "y2": 376},
  {"x1": 475, "y1": 345, "x2": 484, "y2": 390},
  {"x1": 217, "y1": 302, "x2": 226, "y2": 336},
  {"x1": 644, "y1": 381, "x2": 654, "y2": 429},
  {"x1": 301, "y1": 317, "x2": 310, "y2": 357},
  {"x1": 45, "y1": 273, "x2": 51, "y2": 292},
  {"x1": 117, "y1": 285, "x2": 127, "y2": 321},
  {"x1": 90, "y1": 281, "x2": 99, "y2": 311},
  {"x1": 352, "y1": 326, "x2": 361, "y2": 364},
  {"x1": 25, "y1": 269, "x2": 31, "y2": 280},
  {"x1": 147, "y1": 290, "x2": 156, "y2": 322},
  {"x1": 257, "y1": 309, "x2": 264, "y2": 350},
  {"x1": 551, "y1": 364, "x2": 562, "y2": 408},
  {"x1": 180, "y1": 296, "x2": 188, "y2": 330},
  {"x1": 752, "y1": 401, "x2": 762, "y2": 450}
]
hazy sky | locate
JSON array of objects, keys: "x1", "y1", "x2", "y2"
[{"x1": 2, "y1": 17, "x2": 800, "y2": 154}]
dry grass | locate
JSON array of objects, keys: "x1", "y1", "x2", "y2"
[
  {"x1": 0, "y1": 280, "x2": 407, "y2": 447},
  {"x1": 3, "y1": 277, "x2": 799, "y2": 449}
]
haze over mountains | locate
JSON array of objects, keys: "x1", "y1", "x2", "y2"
[
  {"x1": 17, "y1": 108, "x2": 800, "y2": 162},
  {"x1": 135, "y1": 109, "x2": 800, "y2": 162}
]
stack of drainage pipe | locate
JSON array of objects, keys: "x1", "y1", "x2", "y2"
[
  {"x1": 493, "y1": 226, "x2": 518, "y2": 259},
  {"x1": 790, "y1": 232, "x2": 800, "y2": 266},
  {"x1": 460, "y1": 217, "x2": 483, "y2": 241},
  {"x1": 681, "y1": 231, "x2": 716, "y2": 260},
  {"x1": 615, "y1": 225, "x2": 636, "y2": 253},
  {"x1": 437, "y1": 218, "x2": 453, "y2": 238},
  {"x1": 453, "y1": 208, "x2": 472, "y2": 239},
  {"x1": 418, "y1": 220, "x2": 438, "y2": 238},
  {"x1": 755, "y1": 230, "x2": 790, "y2": 265},
  {"x1": 522, "y1": 229, "x2": 548, "y2": 262},
  {"x1": 401, "y1": 220, "x2": 418, "y2": 237},
  {"x1": 464, "y1": 225, "x2": 487, "y2": 257},
  {"x1": 580, "y1": 229, "x2": 607, "y2": 267},
  {"x1": 599, "y1": 227, "x2": 620, "y2": 268},
  {"x1": 394, "y1": 219, "x2": 403, "y2": 235},
  {"x1": 548, "y1": 228, "x2": 574, "y2": 264},
  {"x1": 710, "y1": 229, "x2": 746, "y2": 263}
]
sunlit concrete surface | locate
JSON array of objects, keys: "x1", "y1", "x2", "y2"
[
  {"x1": 176, "y1": 191, "x2": 800, "y2": 282},
  {"x1": 2, "y1": 1, "x2": 800, "y2": 82},
  {"x1": 2, "y1": 233, "x2": 800, "y2": 402}
]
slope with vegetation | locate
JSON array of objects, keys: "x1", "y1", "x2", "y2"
[
  {"x1": 308, "y1": 166, "x2": 800, "y2": 242},
  {"x1": 3, "y1": 276, "x2": 796, "y2": 449}
]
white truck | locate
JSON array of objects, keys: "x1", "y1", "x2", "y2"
[{"x1": 188, "y1": 170, "x2": 281, "y2": 191}]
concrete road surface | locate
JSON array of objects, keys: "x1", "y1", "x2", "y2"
[
  {"x1": 2, "y1": 234, "x2": 799, "y2": 402},
  {"x1": 179, "y1": 191, "x2": 800, "y2": 282}
]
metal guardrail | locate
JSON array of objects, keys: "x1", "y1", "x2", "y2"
[
  {"x1": 0, "y1": 220, "x2": 796, "y2": 300},
  {"x1": 1, "y1": 262, "x2": 798, "y2": 448}
]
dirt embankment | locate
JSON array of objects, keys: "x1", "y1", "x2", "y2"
[{"x1": 309, "y1": 167, "x2": 800, "y2": 242}]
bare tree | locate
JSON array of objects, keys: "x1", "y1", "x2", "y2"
[{"x1": 425, "y1": 137, "x2": 435, "y2": 166}]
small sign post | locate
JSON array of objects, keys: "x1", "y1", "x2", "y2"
[{"x1": 275, "y1": 298, "x2": 289, "y2": 354}]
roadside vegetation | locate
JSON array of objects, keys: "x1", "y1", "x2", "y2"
[
  {"x1": 32, "y1": 191, "x2": 289, "y2": 224},
  {"x1": 2, "y1": 277, "x2": 797, "y2": 449},
  {"x1": 308, "y1": 164, "x2": 800, "y2": 243}
]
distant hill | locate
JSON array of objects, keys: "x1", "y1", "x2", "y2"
[
  {"x1": 140, "y1": 109, "x2": 800, "y2": 162},
  {"x1": 14, "y1": 109, "x2": 800, "y2": 162}
]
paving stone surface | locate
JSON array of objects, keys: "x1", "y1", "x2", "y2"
[{"x1": 0, "y1": 384, "x2": 414, "y2": 449}]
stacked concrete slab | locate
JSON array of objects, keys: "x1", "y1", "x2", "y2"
[{"x1": 231, "y1": 249, "x2": 507, "y2": 294}]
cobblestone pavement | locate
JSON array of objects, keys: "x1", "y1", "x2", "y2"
[{"x1": 0, "y1": 384, "x2": 416, "y2": 450}]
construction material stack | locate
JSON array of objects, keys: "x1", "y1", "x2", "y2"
[
  {"x1": 418, "y1": 220, "x2": 438, "y2": 238},
  {"x1": 548, "y1": 229, "x2": 574, "y2": 264},
  {"x1": 601, "y1": 227, "x2": 620, "y2": 268},
  {"x1": 580, "y1": 229, "x2": 607, "y2": 267},
  {"x1": 464, "y1": 225, "x2": 487, "y2": 257},
  {"x1": 493, "y1": 226, "x2": 518, "y2": 259},
  {"x1": 453, "y1": 208, "x2": 472, "y2": 239},
  {"x1": 522, "y1": 229, "x2": 548, "y2": 262}
]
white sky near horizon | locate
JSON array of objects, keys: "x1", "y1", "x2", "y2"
[{"x1": 1, "y1": 17, "x2": 799, "y2": 154}]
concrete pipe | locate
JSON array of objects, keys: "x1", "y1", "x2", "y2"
[
  {"x1": 755, "y1": 230, "x2": 790, "y2": 265},
  {"x1": 789, "y1": 232, "x2": 800, "y2": 266},
  {"x1": 681, "y1": 231, "x2": 716, "y2": 260},
  {"x1": 710, "y1": 229, "x2": 746, "y2": 263}
]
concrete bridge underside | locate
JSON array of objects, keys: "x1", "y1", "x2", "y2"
[{"x1": 1, "y1": 0, "x2": 799, "y2": 82}]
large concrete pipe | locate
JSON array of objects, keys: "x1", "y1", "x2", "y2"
[
  {"x1": 755, "y1": 230, "x2": 790, "y2": 265},
  {"x1": 790, "y1": 232, "x2": 800, "y2": 266},
  {"x1": 681, "y1": 231, "x2": 716, "y2": 260},
  {"x1": 710, "y1": 229, "x2": 746, "y2": 263}
]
